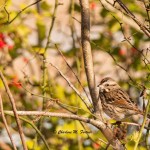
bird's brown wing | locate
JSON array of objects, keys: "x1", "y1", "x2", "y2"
[{"x1": 108, "y1": 89, "x2": 139, "y2": 111}]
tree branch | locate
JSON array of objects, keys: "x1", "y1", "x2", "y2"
[
  {"x1": 104, "y1": 0, "x2": 150, "y2": 37},
  {"x1": 0, "y1": 71, "x2": 28, "y2": 150},
  {"x1": 79, "y1": 1, "x2": 124, "y2": 149},
  {"x1": 0, "y1": 94, "x2": 17, "y2": 150},
  {"x1": 5, "y1": 0, "x2": 43, "y2": 24},
  {"x1": 55, "y1": 44, "x2": 92, "y2": 106},
  {"x1": 2, "y1": 110, "x2": 105, "y2": 128},
  {"x1": 2, "y1": 110, "x2": 124, "y2": 149},
  {"x1": 50, "y1": 62, "x2": 93, "y2": 112},
  {"x1": 79, "y1": 0, "x2": 101, "y2": 117},
  {"x1": 134, "y1": 90, "x2": 150, "y2": 150}
]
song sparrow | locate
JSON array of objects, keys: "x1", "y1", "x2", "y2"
[{"x1": 98, "y1": 77, "x2": 143, "y2": 121}]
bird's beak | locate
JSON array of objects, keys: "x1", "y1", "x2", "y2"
[{"x1": 97, "y1": 84, "x2": 105, "y2": 92}]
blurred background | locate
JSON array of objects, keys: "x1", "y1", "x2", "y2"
[{"x1": 0, "y1": 0, "x2": 150, "y2": 149}]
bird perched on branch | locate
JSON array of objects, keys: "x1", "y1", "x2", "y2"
[{"x1": 97, "y1": 77, "x2": 147, "y2": 121}]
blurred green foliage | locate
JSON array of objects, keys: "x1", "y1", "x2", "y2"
[{"x1": 0, "y1": 0, "x2": 150, "y2": 149}]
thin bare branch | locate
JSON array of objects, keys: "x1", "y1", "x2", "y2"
[
  {"x1": 80, "y1": 122, "x2": 108, "y2": 148},
  {"x1": 21, "y1": 84, "x2": 97, "y2": 118},
  {"x1": 5, "y1": 0, "x2": 43, "y2": 24},
  {"x1": 44, "y1": 0, "x2": 58, "y2": 53},
  {"x1": 142, "y1": 0, "x2": 150, "y2": 30},
  {"x1": 0, "y1": 71, "x2": 28, "y2": 150},
  {"x1": 108, "y1": 51, "x2": 135, "y2": 83},
  {"x1": 55, "y1": 44, "x2": 92, "y2": 105},
  {"x1": 104, "y1": 0, "x2": 150, "y2": 37},
  {"x1": 134, "y1": 93, "x2": 150, "y2": 149},
  {"x1": 6, "y1": 112, "x2": 50, "y2": 150},
  {"x1": 49, "y1": 62, "x2": 93, "y2": 112},
  {"x1": 2, "y1": 110, "x2": 106, "y2": 129},
  {"x1": 72, "y1": 17, "x2": 81, "y2": 23},
  {"x1": 38, "y1": 0, "x2": 59, "y2": 139},
  {"x1": 121, "y1": 121, "x2": 150, "y2": 130},
  {"x1": 41, "y1": 0, "x2": 59, "y2": 110},
  {"x1": 100, "y1": 0, "x2": 150, "y2": 65},
  {"x1": 112, "y1": 15, "x2": 150, "y2": 65},
  {"x1": 0, "y1": 94, "x2": 17, "y2": 150}
]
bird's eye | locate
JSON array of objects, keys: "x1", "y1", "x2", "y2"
[{"x1": 105, "y1": 84, "x2": 109, "y2": 86}]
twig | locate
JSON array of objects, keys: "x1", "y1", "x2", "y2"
[
  {"x1": 0, "y1": 71, "x2": 28, "y2": 150},
  {"x1": 21, "y1": 84, "x2": 97, "y2": 118},
  {"x1": 80, "y1": 122, "x2": 107, "y2": 148},
  {"x1": 115, "y1": 0, "x2": 135, "y2": 17},
  {"x1": 5, "y1": 0, "x2": 43, "y2": 24},
  {"x1": 98, "y1": 138, "x2": 108, "y2": 145},
  {"x1": 143, "y1": 0, "x2": 150, "y2": 30},
  {"x1": 134, "y1": 90, "x2": 150, "y2": 150},
  {"x1": 112, "y1": 15, "x2": 150, "y2": 65},
  {"x1": 55, "y1": 44, "x2": 92, "y2": 105},
  {"x1": 104, "y1": 0, "x2": 150, "y2": 37},
  {"x1": 108, "y1": 49, "x2": 147, "y2": 91},
  {"x1": 4, "y1": 7, "x2": 10, "y2": 22},
  {"x1": 0, "y1": 94, "x2": 17, "y2": 150},
  {"x1": 38, "y1": 0, "x2": 59, "y2": 140},
  {"x1": 2, "y1": 110, "x2": 106, "y2": 129},
  {"x1": 4, "y1": 112, "x2": 50, "y2": 150},
  {"x1": 41, "y1": 0, "x2": 59, "y2": 109},
  {"x1": 23, "y1": 84, "x2": 103, "y2": 149},
  {"x1": 100, "y1": 0, "x2": 150, "y2": 67},
  {"x1": 121, "y1": 121, "x2": 150, "y2": 130},
  {"x1": 116, "y1": 0, "x2": 150, "y2": 35},
  {"x1": 72, "y1": 17, "x2": 81, "y2": 23},
  {"x1": 80, "y1": 122, "x2": 108, "y2": 148},
  {"x1": 49, "y1": 62, "x2": 93, "y2": 112},
  {"x1": 36, "y1": 1, "x2": 42, "y2": 47},
  {"x1": 145, "y1": 122, "x2": 150, "y2": 150},
  {"x1": 70, "y1": 0, "x2": 75, "y2": 48},
  {"x1": 108, "y1": 51, "x2": 136, "y2": 84},
  {"x1": 44, "y1": 0, "x2": 58, "y2": 53}
]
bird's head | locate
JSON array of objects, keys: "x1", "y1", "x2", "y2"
[{"x1": 97, "y1": 77, "x2": 120, "y2": 92}]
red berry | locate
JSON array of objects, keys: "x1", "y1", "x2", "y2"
[
  {"x1": 0, "y1": 40, "x2": 6, "y2": 48},
  {"x1": 93, "y1": 143, "x2": 100, "y2": 149},
  {"x1": 10, "y1": 76, "x2": 22, "y2": 89},
  {"x1": 119, "y1": 49, "x2": 126, "y2": 56},
  {"x1": 12, "y1": 82, "x2": 22, "y2": 88},
  {"x1": 90, "y1": 2, "x2": 96, "y2": 10}
]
